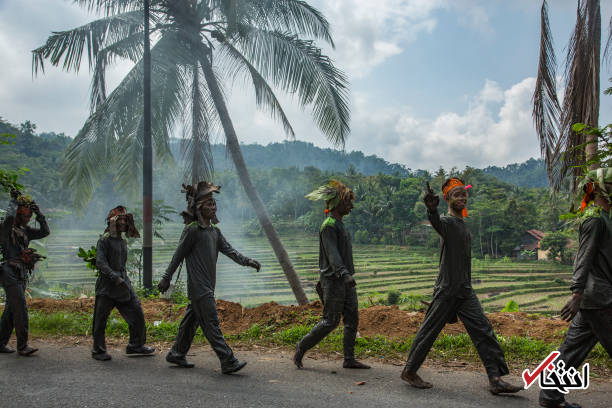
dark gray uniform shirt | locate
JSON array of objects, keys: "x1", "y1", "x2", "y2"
[
  {"x1": 0, "y1": 199, "x2": 50, "y2": 285},
  {"x1": 319, "y1": 217, "x2": 354, "y2": 279},
  {"x1": 428, "y1": 209, "x2": 472, "y2": 298},
  {"x1": 164, "y1": 223, "x2": 250, "y2": 300},
  {"x1": 571, "y1": 212, "x2": 612, "y2": 309},
  {"x1": 95, "y1": 234, "x2": 134, "y2": 302}
]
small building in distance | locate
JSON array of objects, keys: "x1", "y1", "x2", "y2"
[{"x1": 512, "y1": 229, "x2": 547, "y2": 260}]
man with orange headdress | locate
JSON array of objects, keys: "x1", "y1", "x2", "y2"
[
  {"x1": 400, "y1": 178, "x2": 521, "y2": 395},
  {"x1": 91, "y1": 206, "x2": 155, "y2": 361},
  {"x1": 293, "y1": 180, "x2": 370, "y2": 370},
  {"x1": 0, "y1": 189, "x2": 49, "y2": 356},
  {"x1": 539, "y1": 168, "x2": 612, "y2": 408}
]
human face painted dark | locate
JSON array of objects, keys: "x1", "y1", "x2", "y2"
[
  {"x1": 448, "y1": 187, "x2": 467, "y2": 212},
  {"x1": 16, "y1": 211, "x2": 32, "y2": 227},
  {"x1": 199, "y1": 197, "x2": 217, "y2": 221},
  {"x1": 116, "y1": 215, "x2": 129, "y2": 232},
  {"x1": 335, "y1": 196, "x2": 354, "y2": 216}
]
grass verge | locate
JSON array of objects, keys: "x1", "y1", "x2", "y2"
[{"x1": 28, "y1": 310, "x2": 611, "y2": 377}]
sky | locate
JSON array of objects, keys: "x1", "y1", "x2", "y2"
[{"x1": 1, "y1": 0, "x2": 611, "y2": 171}]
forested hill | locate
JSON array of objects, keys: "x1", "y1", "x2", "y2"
[
  {"x1": 1, "y1": 117, "x2": 548, "y2": 189},
  {"x1": 482, "y1": 158, "x2": 548, "y2": 188},
  {"x1": 170, "y1": 140, "x2": 413, "y2": 177}
]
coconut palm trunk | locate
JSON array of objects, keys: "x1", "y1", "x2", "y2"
[{"x1": 200, "y1": 52, "x2": 309, "y2": 305}]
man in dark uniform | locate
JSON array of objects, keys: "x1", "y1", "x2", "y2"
[
  {"x1": 539, "y1": 168, "x2": 612, "y2": 408},
  {"x1": 400, "y1": 178, "x2": 521, "y2": 395},
  {"x1": 158, "y1": 182, "x2": 261, "y2": 374},
  {"x1": 293, "y1": 180, "x2": 370, "y2": 370},
  {"x1": 91, "y1": 206, "x2": 155, "y2": 361},
  {"x1": 0, "y1": 189, "x2": 49, "y2": 356}
]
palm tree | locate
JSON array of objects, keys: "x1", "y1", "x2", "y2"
[
  {"x1": 533, "y1": 0, "x2": 611, "y2": 191},
  {"x1": 33, "y1": 0, "x2": 350, "y2": 305}
]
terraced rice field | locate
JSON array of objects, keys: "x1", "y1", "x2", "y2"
[{"x1": 36, "y1": 224, "x2": 573, "y2": 311}]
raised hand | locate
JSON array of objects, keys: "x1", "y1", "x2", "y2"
[
  {"x1": 423, "y1": 182, "x2": 440, "y2": 212},
  {"x1": 30, "y1": 203, "x2": 41, "y2": 216},
  {"x1": 560, "y1": 293, "x2": 582, "y2": 322},
  {"x1": 247, "y1": 259, "x2": 261, "y2": 272}
]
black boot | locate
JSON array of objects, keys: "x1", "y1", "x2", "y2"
[
  {"x1": 92, "y1": 352, "x2": 112, "y2": 361},
  {"x1": 489, "y1": 377, "x2": 522, "y2": 395},
  {"x1": 343, "y1": 359, "x2": 371, "y2": 369},
  {"x1": 166, "y1": 351, "x2": 195, "y2": 368},
  {"x1": 539, "y1": 400, "x2": 581, "y2": 408},
  {"x1": 126, "y1": 345, "x2": 155, "y2": 355},
  {"x1": 17, "y1": 346, "x2": 38, "y2": 356},
  {"x1": 222, "y1": 360, "x2": 247, "y2": 374},
  {"x1": 0, "y1": 345, "x2": 16, "y2": 353}
]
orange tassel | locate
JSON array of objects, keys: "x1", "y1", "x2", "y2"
[
  {"x1": 580, "y1": 182, "x2": 594, "y2": 212},
  {"x1": 462, "y1": 208, "x2": 468, "y2": 218},
  {"x1": 324, "y1": 208, "x2": 330, "y2": 214}
]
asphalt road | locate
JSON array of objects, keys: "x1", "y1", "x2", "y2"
[{"x1": 0, "y1": 341, "x2": 610, "y2": 408}]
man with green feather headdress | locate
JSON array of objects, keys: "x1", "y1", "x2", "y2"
[
  {"x1": 293, "y1": 180, "x2": 370, "y2": 370},
  {"x1": 540, "y1": 168, "x2": 612, "y2": 408}
]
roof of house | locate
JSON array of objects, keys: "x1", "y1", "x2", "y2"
[{"x1": 526, "y1": 229, "x2": 545, "y2": 241}]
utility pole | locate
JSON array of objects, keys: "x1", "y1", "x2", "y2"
[{"x1": 143, "y1": 0, "x2": 153, "y2": 288}]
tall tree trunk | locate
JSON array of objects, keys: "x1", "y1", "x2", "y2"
[
  {"x1": 142, "y1": 0, "x2": 153, "y2": 289},
  {"x1": 585, "y1": 0, "x2": 600, "y2": 169},
  {"x1": 200, "y1": 53, "x2": 309, "y2": 305},
  {"x1": 191, "y1": 63, "x2": 202, "y2": 184}
]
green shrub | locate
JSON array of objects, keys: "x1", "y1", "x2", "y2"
[
  {"x1": 501, "y1": 300, "x2": 519, "y2": 312},
  {"x1": 387, "y1": 290, "x2": 401, "y2": 305}
]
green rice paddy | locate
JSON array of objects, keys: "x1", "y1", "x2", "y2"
[{"x1": 35, "y1": 224, "x2": 573, "y2": 311}]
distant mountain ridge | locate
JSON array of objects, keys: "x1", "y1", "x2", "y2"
[
  {"x1": 170, "y1": 139, "x2": 549, "y2": 188},
  {"x1": 170, "y1": 139, "x2": 413, "y2": 177},
  {"x1": 0, "y1": 115, "x2": 549, "y2": 190}
]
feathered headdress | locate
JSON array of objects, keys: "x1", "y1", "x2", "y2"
[{"x1": 306, "y1": 180, "x2": 354, "y2": 214}]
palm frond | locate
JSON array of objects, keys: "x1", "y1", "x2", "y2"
[
  {"x1": 72, "y1": 0, "x2": 143, "y2": 16},
  {"x1": 236, "y1": 0, "x2": 334, "y2": 46},
  {"x1": 557, "y1": 0, "x2": 601, "y2": 190},
  {"x1": 62, "y1": 35, "x2": 183, "y2": 206},
  {"x1": 90, "y1": 30, "x2": 145, "y2": 111},
  {"x1": 603, "y1": 16, "x2": 612, "y2": 65},
  {"x1": 32, "y1": 10, "x2": 144, "y2": 75},
  {"x1": 232, "y1": 28, "x2": 349, "y2": 147},
  {"x1": 218, "y1": 42, "x2": 295, "y2": 138},
  {"x1": 532, "y1": 0, "x2": 561, "y2": 186}
]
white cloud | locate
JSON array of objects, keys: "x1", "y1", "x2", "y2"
[
  {"x1": 345, "y1": 77, "x2": 540, "y2": 170},
  {"x1": 312, "y1": 0, "x2": 488, "y2": 78}
]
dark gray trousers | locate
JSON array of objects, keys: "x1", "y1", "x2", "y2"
[
  {"x1": 169, "y1": 294, "x2": 236, "y2": 367},
  {"x1": 540, "y1": 307, "x2": 612, "y2": 404},
  {"x1": 404, "y1": 290, "x2": 509, "y2": 378},
  {"x1": 92, "y1": 294, "x2": 146, "y2": 355},
  {"x1": 0, "y1": 283, "x2": 29, "y2": 351},
  {"x1": 297, "y1": 276, "x2": 359, "y2": 360}
]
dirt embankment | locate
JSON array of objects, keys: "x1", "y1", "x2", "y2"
[{"x1": 24, "y1": 298, "x2": 569, "y2": 341}]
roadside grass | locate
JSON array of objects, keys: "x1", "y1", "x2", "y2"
[{"x1": 28, "y1": 311, "x2": 611, "y2": 375}]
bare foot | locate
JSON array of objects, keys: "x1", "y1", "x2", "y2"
[
  {"x1": 293, "y1": 345, "x2": 304, "y2": 369},
  {"x1": 401, "y1": 369, "x2": 433, "y2": 389}
]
